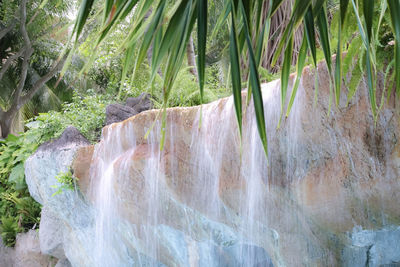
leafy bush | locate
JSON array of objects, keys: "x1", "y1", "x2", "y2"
[
  {"x1": 0, "y1": 133, "x2": 42, "y2": 246},
  {"x1": 29, "y1": 90, "x2": 113, "y2": 143}
]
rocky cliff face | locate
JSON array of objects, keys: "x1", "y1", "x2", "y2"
[{"x1": 25, "y1": 62, "x2": 400, "y2": 266}]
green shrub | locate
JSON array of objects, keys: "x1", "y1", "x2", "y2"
[
  {"x1": 29, "y1": 89, "x2": 113, "y2": 143},
  {"x1": 0, "y1": 216, "x2": 21, "y2": 247}
]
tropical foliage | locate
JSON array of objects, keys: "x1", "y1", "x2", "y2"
[
  {"x1": 0, "y1": 91, "x2": 112, "y2": 246},
  {"x1": 67, "y1": 0, "x2": 399, "y2": 158},
  {"x1": 0, "y1": 133, "x2": 42, "y2": 247}
]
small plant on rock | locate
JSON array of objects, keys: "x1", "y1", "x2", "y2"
[{"x1": 52, "y1": 170, "x2": 78, "y2": 197}]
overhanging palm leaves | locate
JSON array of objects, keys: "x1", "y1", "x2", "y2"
[{"x1": 70, "y1": 0, "x2": 400, "y2": 159}]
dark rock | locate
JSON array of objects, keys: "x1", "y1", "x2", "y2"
[
  {"x1": 105, "y1": 103, "x2": 138, "y2": 125},
  {"x1": 37, "y1": 126, "x2": 90, "y2": 152},
  {"x1": 126, "y1": 93, "x2": 153, "y2": 113}
]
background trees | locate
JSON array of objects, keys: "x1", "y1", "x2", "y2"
[{"x1": 0, "y1": 0, "x2": 71, "y2": 138}]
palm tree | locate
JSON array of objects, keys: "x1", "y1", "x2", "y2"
[{"x1": 69, "y1": 0, "x2": 400, "y2": 157}]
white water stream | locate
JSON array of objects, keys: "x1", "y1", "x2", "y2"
[{"x1": 89, "y1": 80, "x2": 304, "y2": 266}]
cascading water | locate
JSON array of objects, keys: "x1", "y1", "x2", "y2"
[
  {"x1": 88, "y1": 79, "x2": 305, "y2": 266},
  {"x1": 23, "y1": 64, "x2": 400, "y2": 266}
]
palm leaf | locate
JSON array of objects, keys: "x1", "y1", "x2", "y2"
[
  {"x1": 388, "y1": 0, "x2": 400, "y2": 96},
  {"x1": 351, "y1": 0, "x2": 376, "y2": 117},
  {"x1": 334, "y1": 0, "x2": 349, "y2": 106},
  {"x1": 73, "y1": 0, "x2": 95, "y2": 42},
  {"x1": 316, "y1": 5, "x2": 332, "y2": 75},
  {"x1": 278, "y1": 34, "x2": 293, "y2": 128},
  {"x1": 304, "y1": 7, "x2": 317, "y2": 66},
  {"x1": 151, "y1": 1, "x2": 191, "y2": 81},
  {"x1": 363, "y1": 0, "x2": 374, "y2": 42},
  {"x1": 239, "y1": 0, "x2": 268, "y2": 158},
  {"x1": 286, "y1": 36, "x2": 307, "y2": 117},
  {"x1": 229, "y1": 10, "x2": 243, "y2": 137},
  {"x1": 197, "y1": 0, "x2": 208, "y2": 104},
  {"x1": 210, "y1": 0, "x2": 231, "y2": 40}
]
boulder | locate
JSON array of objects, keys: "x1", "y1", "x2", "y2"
[
  {"x1": 126, "y1": 92, "x2": 153, "y2": 113},
  {"x1": 0, "y1": 236, "x2": 15, "y2": 267},
  {"x1": 105, "y1": 93, "x2": 153, "y2": 126},
  {"x1": 39, "y1": 206, "x2": 65, "y2": 258},
  {"x1": 105, "y1": 103, "x2": 138, "y2": 125},
  {"x1": 14, "y1": 230, "x2": 57, "y2": 267},
  {"x1": 25, "y1": 126, "x2": 90, "y2": 203},
  {"x1": 55, "y1": 258, "x2": 72, "y2": 267},
  {"x1": 37, "y1": 126, "x2": 90, "y2": 153},
  {"x1": 25, "y1": 126, "x2": 96, "y2": 266}
]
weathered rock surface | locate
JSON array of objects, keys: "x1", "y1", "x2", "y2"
[{"x1": 25, "y1": 61, "x2": 400, "y2": 266}]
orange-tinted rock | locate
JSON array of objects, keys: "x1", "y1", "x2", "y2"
[{"x1": 72, "y1": 145, "x2": 94, "y2": 196}]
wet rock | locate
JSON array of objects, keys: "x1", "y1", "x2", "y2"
[
  {"x1": 105, "y1": 103, "x2": 138, "y2": 125},
  {"x1": 342, "y1": 226, "x2": 400, "y2": 266}
]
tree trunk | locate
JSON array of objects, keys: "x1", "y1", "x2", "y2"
[
  {"x1": 0, "y1": 109, "x2": 16, "y2": 138},
  {"x1": 187, "y1": 36, "x2": 198, "y2": 78}
]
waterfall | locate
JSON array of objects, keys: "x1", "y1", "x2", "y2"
[
  {"x1": 89, "y1": 80, "x2": 306, "y2": 266},
  {"x1": 23, "y1": 64, "x2": 400, "y2": 266}
]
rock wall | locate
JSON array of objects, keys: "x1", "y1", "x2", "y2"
[{"x1": 24, "y1": 61, "x2": 400, "y2": 266}]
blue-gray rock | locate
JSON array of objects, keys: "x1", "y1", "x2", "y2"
[{"x1": 25, "y1": 127, "x2": 96, "y2": 266}]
